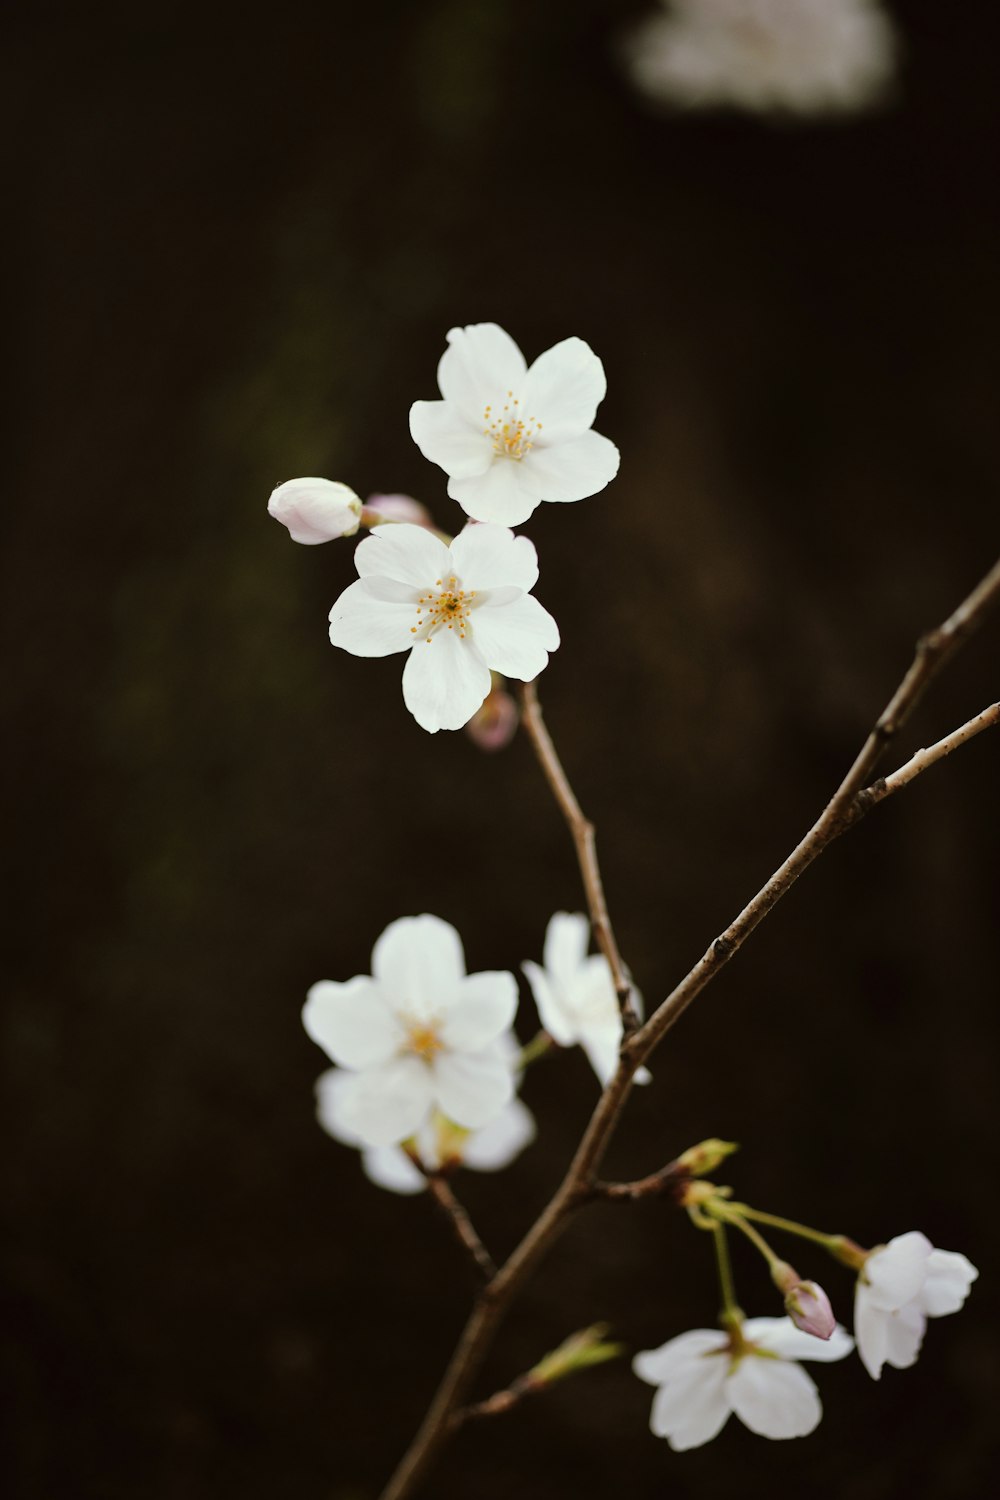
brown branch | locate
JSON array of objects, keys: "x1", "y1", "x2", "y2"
[
  {"x1": 519, "y1": 678, "x2": 639, "y2": 1031},
  {"x1": 861, "y1": 702, "x2": 999, "y2": 807},
  {"x1": 425, "y1": 1176, "x2": 497, "y2": 1281},
  {"x1": 378, "y1": 557, "x2": 1000, "y2": 1500},
  {"x1": 590, "y1": 1160, "x2": 688, "y2": 1202},
  {"x1": 452, "y1": 1372, "x2": 541, "y2": 1427}
]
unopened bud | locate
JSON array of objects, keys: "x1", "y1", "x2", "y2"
[
  {"x1": 529, "y1": 1324, "x2": 624, "y2": 1386},
  {"x1": 677, "y1": 1139, "x2": 739, "y2": 1178},
  {"x1": 783, "y1": 1278, "x2": 836, "y2": 1340},
  {"x1": 465, "y1": 686, "x2": 519, "y2": 751},
  {"x1": 362, "y1": 492, "x2": 434, "y2": 528},
  {"x1": 268, "y1": 477, "x2": 362, "y2": 544}
]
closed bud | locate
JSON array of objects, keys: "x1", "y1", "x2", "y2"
[
  {"x1": 530, "y1": 1324, "x2": 624, "y2": 1386},
  {"x1": 465, "y1": 685, "x2": 519, "y2": 751},
  {"x1": 677, "y1": 1138, "x2": 739, "y2": 1178},
  {"x1": 268, "y1": 477, "x2": 362, "y2": 544},
  {"x1": 362, "y1": 492, "x2": 434, "y2": 528},
  {"x1": 784, "y1": 1278, "x2": 836, "y2": 1341}
]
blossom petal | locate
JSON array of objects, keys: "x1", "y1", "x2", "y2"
[
  {"x1": 402, "y1": 628, "x2": 492, "y2": 733},
  {"x1": 470, "y1": 594, "x2": 560, "y2": 680},
  {"x1": 921, "y1": 1250, "x2": 979, "y2": 1317},
  {"x1": 649, "y1": 1360, "x2": 731, "y2": 1450},
  {"x1": 334, "y1": 1056, "x2": 433, "y2": 1147},
  {"x1": 371, "y1": 915, "x2": 466, "y2": 1015},
  {"x1": 543, "y1": 912, "x2": 591, "y2": 988},
  {"x1": 353, "y1": 523, "x2": 452, "y2": 587},
  {"x1": 438, "y1": 323, "x2": 528, "y2": 424},
  {"x1": 440, "y1": 971, "x2": 518, "y2": 1051},
  {"x1": 431, "y1": 1046, "x2": 514, "y2": 1129},
  {"x1": 449, "y1": 523, "x2": 539, "y2": 592},
  {"x1": 448, "y1": 460, "x2": 539, "y2": 527},
  {"x1": 409, "y1": 399, "x2": 493, "y2": 479},
  {"x1": 302, "y1": 977, "x2": 402, "y2": 1069},
  {"x1": 746, "y1": 1317, "x2": 854, "y2": 1364},
  {"x1": 361, "y1": 1145, "x2": 428, "y2": 1195},
  {"x1": 328, "y1": 579, "x2": 420, "y2": 657},
  {"x1": 864, "y1": 1232, "x2": 932, "y2": 1311},
  {"x1": 580, "y1": 1021, "x2": 623, "y2": 1087},
  {"x1": 728, "y1": 1355, "x2": 821, "y2": 1440},
  {"x1": 518, "y1": 429, "x2": 620, "y2": 503},
  {"x1": 884, "y1": 1301, "x2": 926, "y2": 1370},
  {"x1": 523, "y1": 336, "x2": 607, "y2": 443},
  {"x1": 462, "y1": 1097, "x2": 536, "y2": 1171},
  {"x1": 521, "y1": 959, "x2": 578, "y2": 1047},
  {"x1": 315, "y1": 1067, "x2": 363, "y2": 1146},
  {"x1": 854, "y1": 1284, "x2": 889, "y2": 1379},
  {"x1": 632, "y1": 1330, "x2": 727, "y2": 1384}
]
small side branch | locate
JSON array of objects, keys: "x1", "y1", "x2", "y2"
[
  {"x1": 425, "y1": 1176, "x2": 497, "y2": 1281},
  {"x1": 590, "y1": 1160, "x2": 687, "y2": 1202},
  {"x1": 451, "y1": 1371, "x2": 542, "y2": 1428},
  {"x1": 519, "y1": 679, "x2": 639, "y2": 1031},
  {"x1": 859, "y1": 703, "x2": 999, "y2": 808}
]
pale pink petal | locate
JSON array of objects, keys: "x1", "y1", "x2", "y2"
[
  {"x1": 409, "y1": 400, "x2": 493, "y2": 479},
  {"x1": 449, "y1": 523, "x2": 539, "y2": 592},
  {"x1": 328, "y1": 579, "x2": 420, "y2": 657},
  {"x1": 746, "y1": 1317, "x2": 854, "y2": 1364},
  {"x1": 302, "y1": 977, "x2": 402, "y2": 1069},
  {"x1": 431, "y1": 1047, "x2": 514, "y2": 1128},
  {"x1": 522, "y1": 336, "x2": 607, "y2": 443},
  {"x1": 371, "y1": 915, "x2": 466, "y2": 1015},
  {"x1": 470, "y1": 594, "x2": 559, "y2": 681},
  {"x1": 438, "y1": 323, "x2": 528, "y2": 424},
  {"x1": 633, "y1": 1330, "x2": 727, "y2": 1385},
  {"x1": 854, "y1": 1284, "x2": 890, "y2": 1379},
  {"x1": 921, "y1": 1250, "x2": 979, "y2": 1317},
  {"x1": 462, "y1": 1097, "x2": 536, "y2": 1171},
  {"x1": 543, "y1": 912, "x2": 591, "y2": 988},
  {"x1": 448, "y1": 460, "x2": 538, "y2": 526},
  {"x1": 353, "y1": 523, "x2": 452, "y2": 587},
  {"x1": 728, "y1": 1356, "x2": 820, "y2": 1439},
  {"x1": 649, "y1": 1360, "x2": 731, "y2": 1449},
  {"x1": 335, "y1": 1056, "x2": 433, "y2": 1147},
  {"x1": 401, "y1": 628, "x2": 492, "y2": 733},
  {"x1": 864, "y1": 1232, "x2": 932, "y2": 1311},
  {"x1": 521, "y1": 959, "x2": 578, "y2": 1047},
  {"x1": 884, "y1": 1301, "x2": 926, "y2": 1370},
  {"x1": 517, "y1": 429, "x2": 620, "y2": 503},
  {"x1": 439, "y1": 971, "x2": 518, "y2": 1050}
]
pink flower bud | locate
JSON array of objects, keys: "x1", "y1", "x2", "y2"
[
  {"x1": 784, "y1": 1279, "x2": 836, "y2": 1340},
  {"x1": 362, "y1": 492, "x2": 434, "y2": 528},
  {"x1": 268, "y1": 478, "x2": 362, "y2": 544},
  {"x1": 464, "y1": 687, "x2": 519, "y2": 751}
]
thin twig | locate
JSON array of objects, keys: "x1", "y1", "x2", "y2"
[
  {"x1": 590, "y1": 1160, "x2": 687, "y2": 1201},
  {"x1": 519, "y1": 679, "x2": 639, "y2": 1031},
  {"x1": 378, "y1": 559, "x2": 1000, "y2": 1500},
  {"x1": 451, "y1": 1371, "x2": 541, "y2": 1427},
  {"x1": 860, "y1": 702, "x2": 999, "y2": 807},
  {"x1": 425, "y1": 1176, "x2": 497, "y2": 1281}
]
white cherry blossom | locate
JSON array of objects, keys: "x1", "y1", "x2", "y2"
[
  {"x1": 624, "y1": 0, "x2": 897, "y2": 117},
  {"x1": 315, "y1": 1066, "x2": 536, "y2": 1195},
  {"x1": 268, "y1": 477, "x2": 362, "y2": 543},
  {"x1": 522, "y1": 912, "x2": 649, "y2": 1087},
  {"x1": 409, "y1": 323, "x2": 619, "y2": 527},
  {"x1": 633, "y1": 1317, "x2": 854, "y2": 1450},
  {"x1": 328, "y1": 521, "x2": 559, "y2": 733},
  {"x1": 854, "y1": 1230, "x2": 979, "y2": 1380},
  {"x1": 302, "y1": 915, "x2": 518, "y2": 1149}
]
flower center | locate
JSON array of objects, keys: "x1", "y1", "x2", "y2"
[
  {"x1": 483, "y1": 391, "x2": 543, "y2": 461},
  {"x1": 404, "y1": 1020, "x2": 444, "y2": 1060},
  {"x1": 411, "y1": 575, "x2": 477, "y2": 643}
]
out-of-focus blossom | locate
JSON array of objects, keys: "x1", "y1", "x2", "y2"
[
  {"x1": 268, "y1": 477, "x2": 362, "y2": 543},
  {"x1": 854, "y1": 1231, "x2": 978, "y2": 1380},
  {"x1": 315, "y1": 1066, "x2": 536, "y2": 1194},
  {"x1": 522, "y1": 912, "x2": 649, "y2": 1088},
  {"x1": 363, "y1": 493, "x2": 435, "y2": 528},
  {"x1": 465, "y1": 682, "x2": 520, "y2": 751},
  {"x1": 409, "y1": 323, "x2": 619, "y2": 527},
  {"x1": 328, "y1": 521, "x2": 559, "y2": 734},
  {"x1": 624, "y1": 0, "x2": 897, "y2": 116},
  {"x1": 302, "y1": 915, "x2": 518, "y2": 1148},
  {"x1": 633, "y1": 1317, "x2": 854, "y2": 1450}
]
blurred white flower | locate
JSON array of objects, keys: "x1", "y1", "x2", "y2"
[
  {"x1": 315, "y1": 1067, "x2": 536, "y2": 1194},
  {"x1": 268, "y1": 477, "x2": 362, "y2": 543},
  {"x1": 409, "y1": 322, "x2": 619, "y2": 527},
  {"x1": 633, "y1": 1317, "x2": 854, "y2": 1450},
  {"x1": 302, "y1": 915, "x2": 518, "y2": 1148},
  {"x1": 854, "y1": 1230, "x2": 979, "y2": 1380},
  {"x1": 624, "y1": 0, "x2": 897, "y2": 116},
  {"x1": 522, "y1": 912, "x2": 649, "y2": 1088},
  {"x1": 328, "y1": 521, "x2": 559, "y2": 734}
]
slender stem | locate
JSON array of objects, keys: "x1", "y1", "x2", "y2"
[
  {"x1": 861, "y1": 702, "x2": 999, "y2": 806},
  {"x1": 518, "y1": 1028, "x2": 557, "y2": 1069},
  {"x1": 590, "y1": 1160, "x2": 686, "y2": 1201},
  {"x1": 519, "y1": 680, "x2": 639, "y2": 1030},
  {"x1": 712, "y1": 1223, "x2": 740, "y2": 1322},
  {"x1": 378, "y1": 559, "x2": 1000, "y2": 1500},
  {"x1": 716, "y1": 1207, "x2": 782, "y2": 1269},
  {"x1": 425, "y1": 1177, "x2": 497, "y2": 1281},
  {"x1": 734, "y1": 1205, "x2": 843, "y2": 1250}
]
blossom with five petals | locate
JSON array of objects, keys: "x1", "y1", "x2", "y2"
[
  {"x1": 854, "y1": 1230, "x2": 979, "y2": 1380},
  {"x1": 302, "y1": 915, "x2": 518, "y2": 1149},
  {"x1": 409, "y1": 323, "x2": 619, "y2": 527},
  {"x1": 315, "y1": 1065, "x2": 536, "y2": 1195},
  {"x1": 328, "y1": 521, "x2": 559, "y2": 733},
  {"x1": 522, "y1": 912, "x2": 648, "y2": 1087},
  {"x1": 633, "y1": 1317, "x2": 854, "y2": 1450}
]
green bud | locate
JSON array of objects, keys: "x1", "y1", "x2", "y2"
[
  {"x1": 529, "y1": 1324, "x2": 625, "y2": 1386},
  {"x1": 677, "y1": 1139, "x2": 740, "y2": 1177}
]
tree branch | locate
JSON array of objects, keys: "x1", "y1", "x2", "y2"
[{"x1": 425, "y1": 1176, "x2": 497, "y2": 1282}]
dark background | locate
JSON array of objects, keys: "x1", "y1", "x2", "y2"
[{"x1": 4, "y1": 1, "x2": 999, "y2": 1496}]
